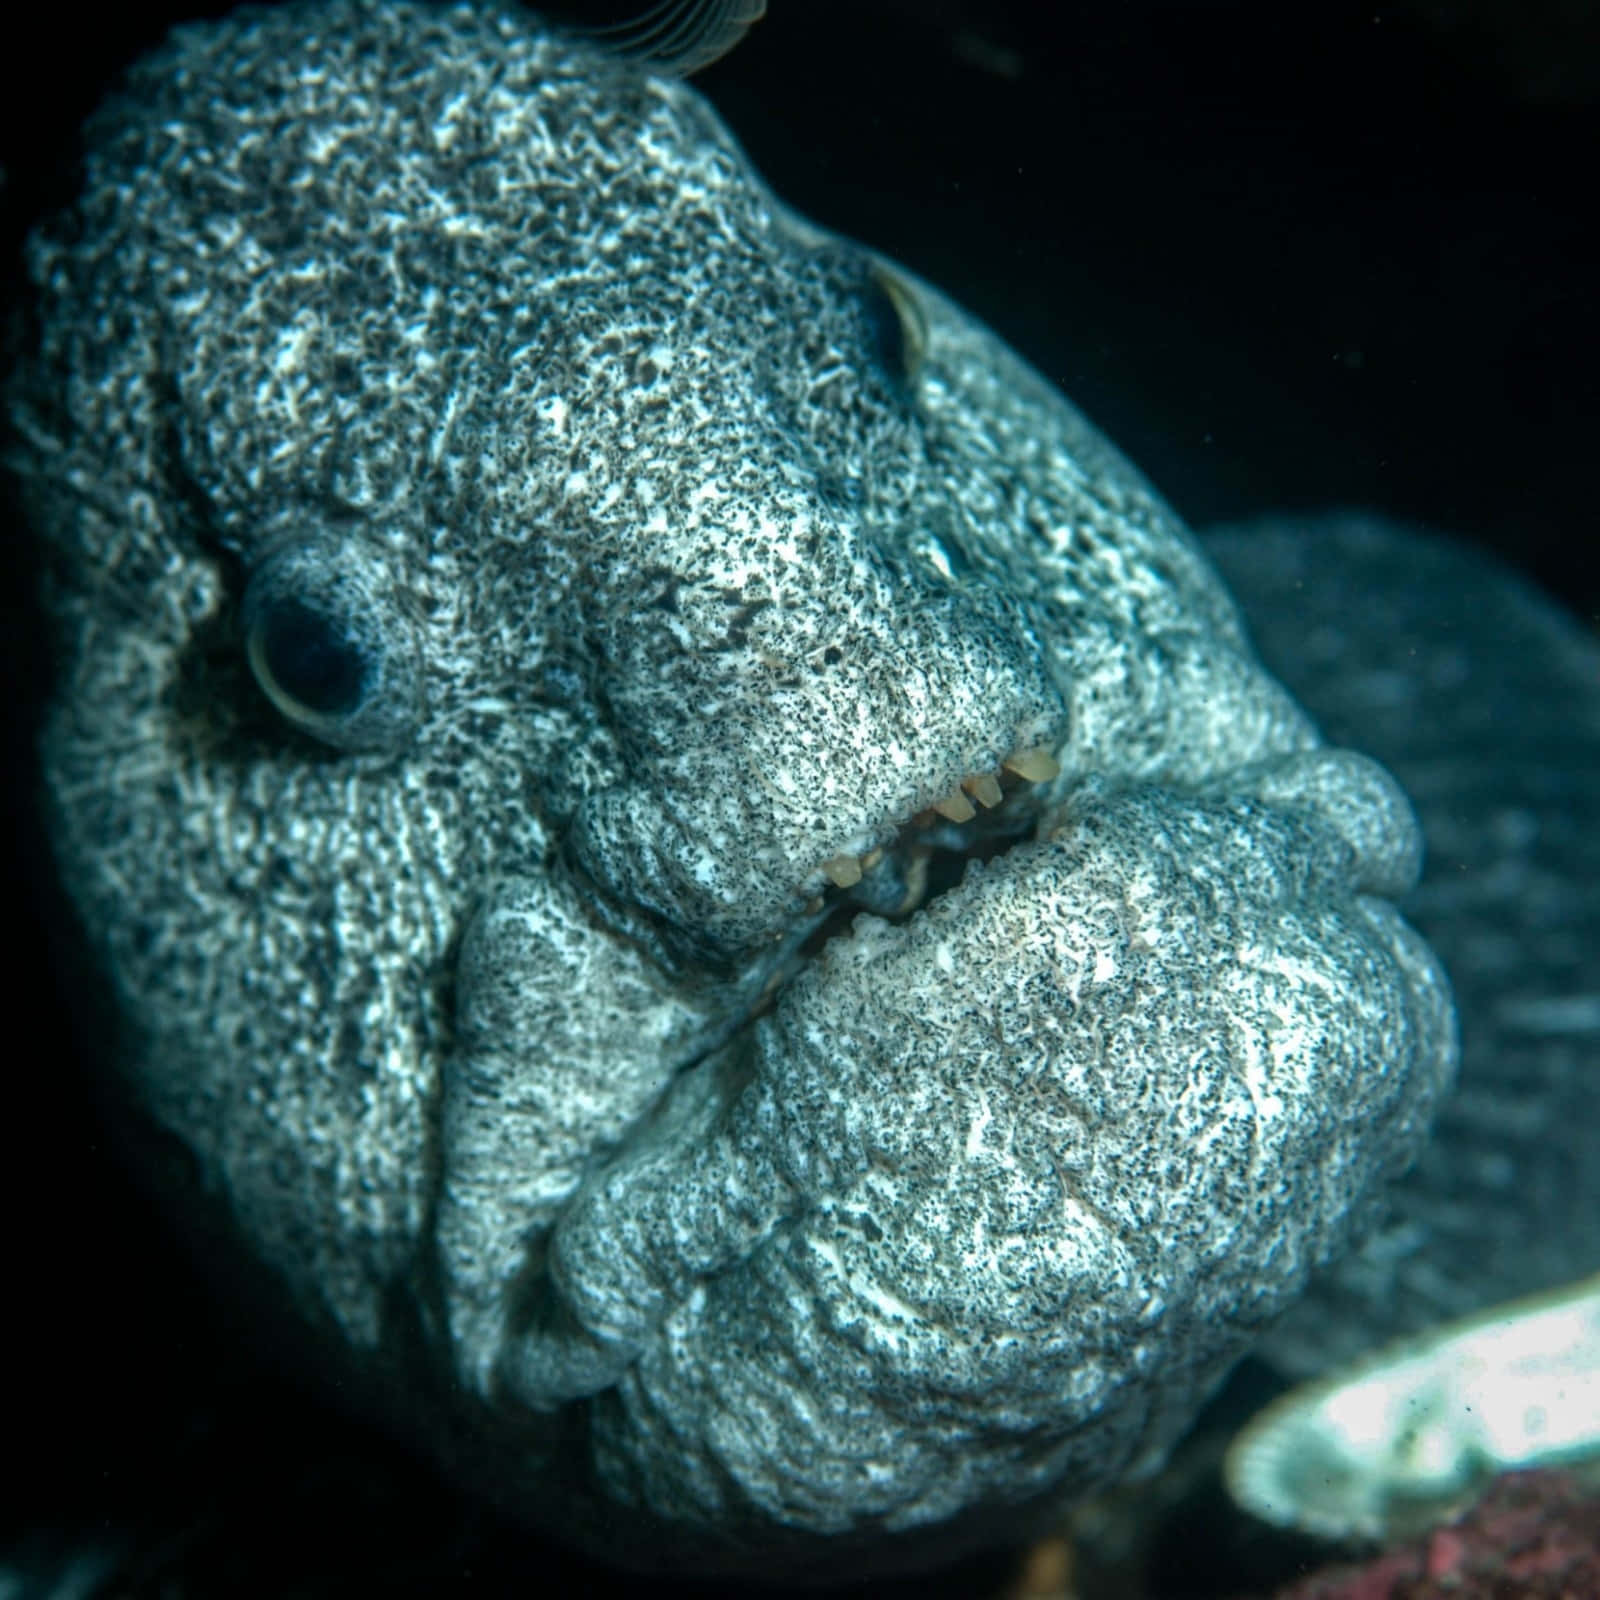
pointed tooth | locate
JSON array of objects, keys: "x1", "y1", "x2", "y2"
[
  {"x1": 964, "y1": 772, "x2": 1003, "y2": 809},
  {"x1": 894, "y1": 851, "x2": 931, "y2": 916},
  {"x1": 933, "y1": 788, "x2": 976, "y2": 823},
  {"x1": 821, "y1": 854, "x2": 862, "y2": 889},
  {"x1": 860, "y1": 846, "x2": 884, "y2": 871},
  {"x1": 1002, "y1": 746, "x2": 1061, "y2": 783}
]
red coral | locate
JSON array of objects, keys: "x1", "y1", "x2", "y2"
[{"x1": 1267, "y1": 1470, "x2": 1600, "y2": 1600}]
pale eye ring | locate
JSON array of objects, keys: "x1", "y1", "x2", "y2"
[
  {"x1": 864, "y1": 262, "x2": 928, "y2": 386},
  {"x1": 247, "y1": 594, "x2": 369, "y2": 720},
  {"x1": 241, "y1": 533, "x2": 420, "y2": 751}
]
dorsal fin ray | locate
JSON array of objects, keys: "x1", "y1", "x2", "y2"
[{"x1": 585, "y1": 0, "x2": 767, "y2": 78}]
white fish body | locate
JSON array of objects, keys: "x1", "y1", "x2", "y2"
[{"x1": 1226, "y1": 1272, "x2": 1600, "y2": 1540}]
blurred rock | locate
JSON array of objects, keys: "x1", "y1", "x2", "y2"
[{"x1": 1264, "y1": 1469, "x2": 1600, "y2": 1600}]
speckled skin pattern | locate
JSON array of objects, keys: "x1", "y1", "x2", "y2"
[
  {"x1": 1207, "y1": 516, "x2": 1600, "y2": 1381},
  {"x1": 7, "y1": 0, "x2": 1456, "y2": 1577}
]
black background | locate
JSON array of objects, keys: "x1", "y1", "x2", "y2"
[{"x1": 2, "y1": 1, "x2": 1595, "y2": 1595}]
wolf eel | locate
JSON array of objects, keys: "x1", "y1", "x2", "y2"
[{"x1": 17, "y1": 0, "x2": 1586, "y2": 1580}]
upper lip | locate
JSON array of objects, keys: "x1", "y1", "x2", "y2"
[{"x1": 792, "y1": 738, "x2": 1065, "y2": 966}]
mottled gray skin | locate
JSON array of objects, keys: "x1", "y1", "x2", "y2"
[
  {"x1": 1206, "y1": 516, "x2": 1600, "y2": 1380},
  {"x1": 7, "y1": 0, "x2": 1456, "y2": 1577}
]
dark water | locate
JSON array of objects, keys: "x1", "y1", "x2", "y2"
[{"x1": 0, "y1": 3, "x2": 1593, "y2": 1596}]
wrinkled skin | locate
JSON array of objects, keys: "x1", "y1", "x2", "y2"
[
  {"x1": 6, "y1": 0, "x2": 1456, "y2": 1577},
  {"x1": 1208, "y1": 516, "x2": 1600, "y2": 1385}
]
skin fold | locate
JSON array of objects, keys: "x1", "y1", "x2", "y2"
[{"x1": 6, "y1": 0, "x2": 1459, "y2": 1577}]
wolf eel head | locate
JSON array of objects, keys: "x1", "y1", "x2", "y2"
[{"x1": 7, "y1": 0, "x2": 1456, "y2": 1577}]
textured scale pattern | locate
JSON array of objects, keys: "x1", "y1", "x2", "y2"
[{"x1": 8, "y1": 0, "x2": 1465, "y2": 1578}]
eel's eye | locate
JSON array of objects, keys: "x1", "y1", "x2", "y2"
[
  {"x1": 863, "y1": 263, "x2": 928, "y2": 386},
  {"x1": 241, "y1": 535, "x2": 420, "y2": 752},
  {"x1": 248, "y1": 596, "x2": 369, "y2": 720}
]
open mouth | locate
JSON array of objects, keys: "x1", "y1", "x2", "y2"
[{"x1": 796, "y1": 743, "x2": 1063, "y2": 959}]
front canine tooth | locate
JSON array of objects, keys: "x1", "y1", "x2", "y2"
[
  {"x1": 821, "y1": 854, "x2": 862, "y2": 889},
  {"x1": 1002, "y1": 747, "x2": 1061, "y2": 783},
  {"x1": 860, "y1": 846, "x2": 884, "y2": 871},
  {"x1": 963, "y1": 772, "x2": 1003, "y2": 809},
  {"x1": 933, "y1": 788, "x2": 976, "y2": 823}
]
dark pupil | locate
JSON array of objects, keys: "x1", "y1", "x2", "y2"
[{"x1": 261, "y1": 598, "x2": 367, "y2": 716}]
